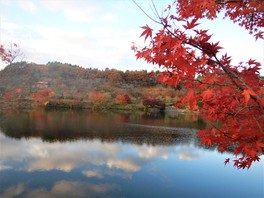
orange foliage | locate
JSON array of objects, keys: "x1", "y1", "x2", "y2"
[
  {"x1": 115, "y1": 94, "x2": 131, "y2": 105},
  {"x1": 15, "y1": 88, "x2": 22, "y2": 93},
  {"x1": 88, "y1": 91, "x2": 111, "y2": 109},
  {"x1": 88, "y1": 92, "x2": 107, "y2": 101}
]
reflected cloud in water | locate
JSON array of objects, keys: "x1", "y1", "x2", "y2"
[
  {"x1": 107, "y1": 158, "x2": 141, "y2": 172},
  {"x1": 178, "y1": 151, "x2": 201, "y2": 161},
  {"x1": 0, "y1": 110, "x2": 263, "y2": 198},
  {"x1": 82, "y1": 169, "x2": 132, "y2": 180},
  {"x1": 1, "y1": 181, "x2": 118, "y2": 198},
  {"x1": 0, "y1": 132, "x2": 200, "y2": 173},
  {"x1": 82, "y1": 169, "x2": 104, "y2": 178},
  {"x1": 0, "y1": 110, "x2": 205, "y2": 174}
]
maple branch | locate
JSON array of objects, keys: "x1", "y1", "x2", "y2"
[
  {"x1": 150, "y1": 9, "x2": 262, "y2": 106},
  {"x1": 154, "y1": 16, "x2": 262, "y2": 108},
  {"x1": 253, "y1": 115, "x2": 264, "y2": 133},
  {"x1": 195, "y1": 79, "x2": 234, "y2": 87},
  {"x1": 212, "y1": 55, "x2": 244, "y2": 91},
  {"x1": 215, "y1": 0, "x2": 243, "y2": 4},
  {"x1": 165, "y1": 28, "x2": 247, "y2": 93},
  {"x1": 207, "y1": 121, "x2": 233, "y2": 140},
  {"x1": 166, "y1": 18, "x2": 262, "y2": 111},
  {"x1": 213, "y1": 55, "x2": 263, "y2": 109},
  {"x1": 233, "y1": 105, "x2": 260, "y2": 117},
  {"x1": 150, "y1": 0, "x2": 162, "y2": 22},
  {"x1": 132, "y1": 0, "x2": 161, "y2": 24},
  {"x1": 151, "y1": 22, "x2": 246, "y2": 93}
]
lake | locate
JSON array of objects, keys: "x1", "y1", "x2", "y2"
[{"x1": 0, "y1": 110, "x2": 263, "y2": 198}]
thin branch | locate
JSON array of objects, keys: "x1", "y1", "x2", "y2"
[
  {"x1": 212, "y1": 55, "x2": 244, "y2": 91},
  {"x1": 132, "y1": 0, "x2": 161, "y2": 24},
  {"x1": 151, "y1": 0, "x2": 162, "y2": 21},
  {"x1": 195, "y1": 79, "x2": 234, "y2": 87},
  {"x1": 253, "y1": 115, "x2": 264, "y2": 133}
]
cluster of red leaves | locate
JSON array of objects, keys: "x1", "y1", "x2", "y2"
[
  {"x1": 34, "y1": 89, "x2": 55, "y2": 104},
  {"x1": 4, "y1": 92, "x2": 11, "y2": 101},
  {"x1": 1, "y1": 42, "x2": 23, "y2": 64},
  {"x1": 4, "y1": 88, "x2": 22, "y2": 101},
  {"x1": 133, "y1": 0, "x2": 264, "y2": 169},
  {"x1": 0, "y1": 44, "x2": 12, "y2": 64},
  {"x1": 115, "y1": 94, "x2": 131, "y2": 105},
  {"x1": 175, "y1": 0, "x2": 264, "y2": 39},
  {"x1": 142, "y1": 98, "x2": 165, "y2": 110}
]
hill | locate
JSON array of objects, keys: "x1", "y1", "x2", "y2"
[{"x1": 0, "y1": 62, "x2": 181, "y2": 110}]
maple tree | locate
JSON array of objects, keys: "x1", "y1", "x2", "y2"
[
  {"x1": 133, "y1": 0, "x2": 264, "y2": 169},
  {"x1": 2, "y1": 88, "x2": 23, "y2": 109},
  {"x1": 143, "y1": 98, "x2": 165, "y2": 111},
  {"x1": 0, "y1": 42, "x2": 24, "y2": 64},
  {"x1": 115, "y1": 94, "x2": 132, "y2": 105},
  {"x1": 88, "y1": 91, "x2": 112, "y2": 110},
  {"x1": 34, "y1": 89, "x2": 55, "y2": 106}
]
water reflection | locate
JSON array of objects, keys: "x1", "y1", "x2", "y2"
[
  {"x1": 1, "y1": 181, "x2": 118, "y2": 198},
  {"x1": 0, "y1": 110, "x2": 263, "y2": 198},
  {"x1": 0, "y1": 110, "x2": 204, "y2": 145},
  {"x1": 0, "y1": 132, "x2": 200, "y2": 173}
]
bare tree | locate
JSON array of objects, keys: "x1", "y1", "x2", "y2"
[{"x1": 0, "y1": 42, "x2": 25, "y2": 64}]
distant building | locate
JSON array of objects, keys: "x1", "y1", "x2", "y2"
[{"x1": 36, "y1": 81, "x2": 48, "y2": 88}]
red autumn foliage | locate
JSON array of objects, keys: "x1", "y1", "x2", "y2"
[
  {"x1": 88, "y1": 92, "x2": 107, "y2": 102},
  {"x1": 0, "y1": 44, "x2": 11, "y2": 64},
  {"x1": 133, "y1": 0, "x2": 264, "y2": 169},
  {"x1": 115, "y1": 94, "x2": 131, "y2": 105},
  {"x1": 142, "y1": 98, "x2": 165, "y2": 111},
  {"x1": 0, "y1": 42, "x2": 24, "y2": 64},
  {"x1": 34, "y1": 89, "x2": 54, "y2": 105},
  {"x1": 4, "y1": 92, "x2": 11, "y2": 101},
  {"x1": 15, "y1": 88, "x2": 22, "y2": 93}
]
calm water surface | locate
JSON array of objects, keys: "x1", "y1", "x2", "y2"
[{"x1": 0, "y1": 110, "x2": 263, "y2": 198}]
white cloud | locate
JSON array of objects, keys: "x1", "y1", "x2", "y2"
[
  {"x1": 63, "y1": 8, "x2": 93, "y2": 23},
  {"x1": 0, "y1": 0, "x2": 263, "y2": 74},
  {"x1": 0, "y1": 0, "x2": 170, "y2": 71},
  {"x1": 40, "y1": 0, "x2": 101, "y2": 23},
  {"x1": 102, "y1": 13, "x2": 118, "y2": 22},
  {"x1": 17, "y1": 0, "x2": 37, "y2": 13},
  {"x1": 0, "y1": 16, "x2": 144, "y2": 70},
  {"x1": 0, "y1": 20, "x2": 23, "y2": 31}
]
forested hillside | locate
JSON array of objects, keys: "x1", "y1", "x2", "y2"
[{"x1": 0, "y1": 62, "x2": 181, "y2": 110}]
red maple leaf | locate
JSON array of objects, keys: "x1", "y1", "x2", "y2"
[
  {"x1": 201, "y1": 89, "x2": 214, "y2": 100},
  {"x1": 242, "y1": 89, "x2": 257, "y2": 105},
  {"x1": 183, "y1": 18, "x2": 200, "y2": 29},
  {"x1": 140, "y1": 25, "x2": 153, "y2": 41},
  {"x1": 224, "y1": 158, "x2": 230, "y2": 165}
]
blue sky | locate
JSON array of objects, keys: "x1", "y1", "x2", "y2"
[{"x1": 0, "y1": 0, "x2": 263, "y2": 74}]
